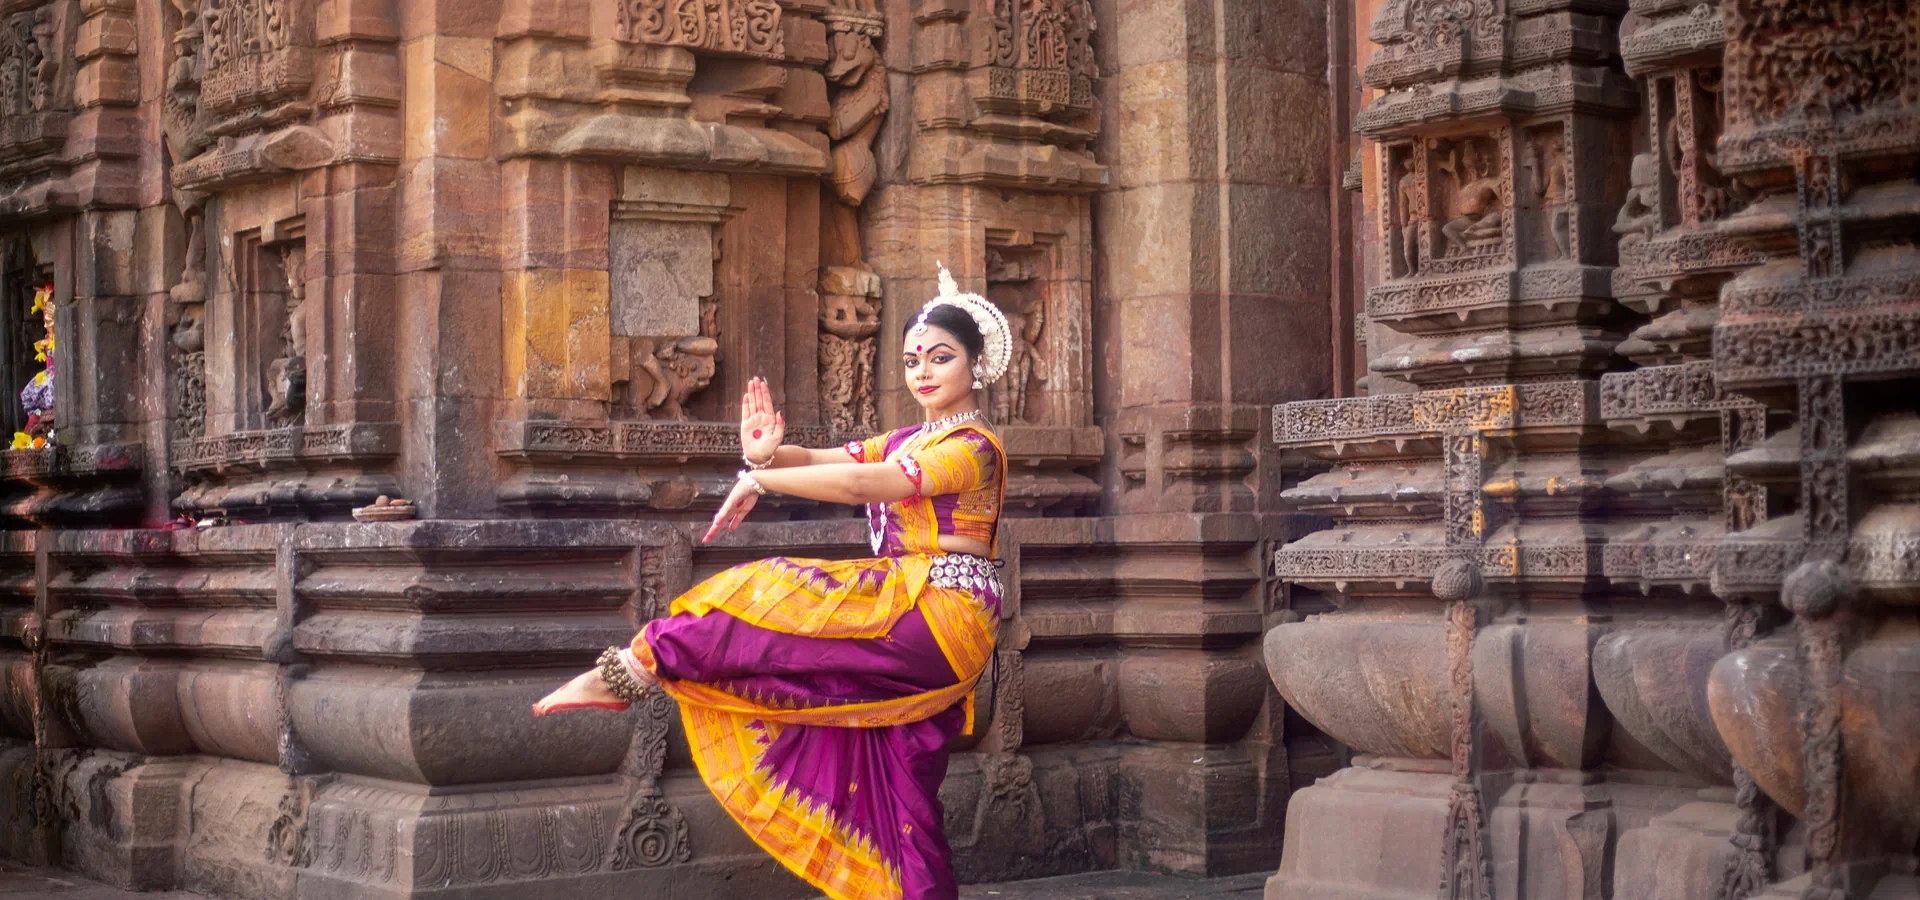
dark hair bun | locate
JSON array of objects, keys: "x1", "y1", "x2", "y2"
[{"x1": 902, "y1": 304, "x2": 987, "y2": 362}]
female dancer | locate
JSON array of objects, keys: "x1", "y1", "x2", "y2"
[{"x1": 532, "y1": 268, "x2": 1012, "y2": 900}]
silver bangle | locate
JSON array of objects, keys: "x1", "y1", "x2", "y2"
[
  {"x1": 737, "y1": 470, "x2": 767, "y2": 495},
  {"x1": 743, "y1": 453, "x2": 772, "y2": 471}
]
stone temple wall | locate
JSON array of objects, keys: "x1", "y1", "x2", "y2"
[
  {"x1": 1267, "y1": 1, "x2": 1920, "y2": 899},
  {"x1": 0, "y1": 0, "x2": 1340, "y2": 896}
]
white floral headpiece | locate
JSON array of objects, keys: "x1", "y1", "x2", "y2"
[{"x1": 911, "y1": 263, "x2": 1012, "y2": 386}]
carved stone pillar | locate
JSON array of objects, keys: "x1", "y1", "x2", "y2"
[
  {"x1": 1598, "y1": 4, "x2": 1783, "y2": 897},
  {"x1": 1267, "y1": 0, "x2": 1643, "y2": 895},
  {"x1": 1703, "y1": 3, "x2": 1920, "y2": 898}
]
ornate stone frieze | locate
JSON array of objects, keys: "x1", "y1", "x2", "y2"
[
  {"x1": 1276, "y1": 381, "x2": 1595, "y2": 447},
  {"x1": 1621, "y1": 1, "x2": 1725, "y2": 76},
  {"x1": 613, "y1": 0, "x2": 785, "y2": 58},
  {"x1": 497, "y1": 419, "x2": 846, "y2": 462},
  {"x1": 1599, "y1": 360, "x2": 1756, "y2": 421},
  {"x1": 171, "y1": 424, "x2": 400, "y2": 472},
  {"x1": 197, "y1": 0, "x2": 314, "y2": 128},
  {"x1": 1621, "y1": 227, "x2": 1767, "y2": 285}
]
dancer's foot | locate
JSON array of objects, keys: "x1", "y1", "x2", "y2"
[{"x1": 532, "y1": 668, "x2": 630, "y2": 716}]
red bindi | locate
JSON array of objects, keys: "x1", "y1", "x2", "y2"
[{"x1": 751, "y1": 429, "x2": 763, "y2": 439}]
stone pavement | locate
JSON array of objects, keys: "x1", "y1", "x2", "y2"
[
  {"x1": 0, "y1": 862, "x2": 199, "y2": 900},
  {"x1": 957, "y1": 872, "x2": 1269, "y2": 899},
  {"x1": 1, "y1": 861, "x2": 1268, "y2": 900}
]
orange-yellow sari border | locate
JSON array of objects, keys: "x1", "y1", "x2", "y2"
[{"x1": 679, "y1": 704, "x2": 905, "y2": 900}]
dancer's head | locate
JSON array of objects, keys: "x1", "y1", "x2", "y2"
[
  {"x1": 902, "y1": 305, "x2": 986, "y2": 414},
  {"x1": 903, "y1": 266, "x2": 1012, "y2": 417}
]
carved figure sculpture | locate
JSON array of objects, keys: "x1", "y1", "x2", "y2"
[
  {"x1": 820, "y1": 4, "x2": 888, "y2": 275},
  {"x1": 1395, "y1": 156, "x2": 1421, "y2": 276},
  {"x1": 266, "y1": 245, "x2": 307, "y2": 425},
  {"x1": 819, "y1": 266, "x2": 881, "y2": 433},
  {"x1": 1437, "y1": 141, "x2": 1504, "y2": 257},
  {"x1": 627, "y1": 336, "x2": 719, "y2": 421},
  {"x1": 823, "y1": 11, "x2": 887, "y2": 208},
  {"x1": 27, "y1": 6, "x2": 51, "y2": 111},
  {"x1": 265, "y1": 356, "x2": 305, "y2": 423},
  {"x1": 995, "y1": 292, "x2": 1048, "y2": 423},
  {"x1": 536, "y1": 264, "x2": 1014, "y2": 900},
  {"x1": 1528, "y1": 130, "x2": 1571, "y2": 260},
  {"x1": 164, "y1": 0, "x2": 211, "y2": 165},
  {"x1": 1614, "y1": 152, "x2": 1660, "y2": 252}
]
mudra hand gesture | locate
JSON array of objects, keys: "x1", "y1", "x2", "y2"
[
  {"x1": 740, "y1": 377, "x2": 783, "y2": 465},
  {"x1": 706, "y1": 378, "x2": 781, "y2": 544}
]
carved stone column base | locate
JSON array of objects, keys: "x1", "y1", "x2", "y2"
[
  {"x1": 1264, "y1": 763, "x2": 1453, "y2": 900},
  {"x1": 293, "y1": 773, "x2": 800, "y2": 900},
  {"x1": 1486, "y1": 776, "x2": 1616, "y2": 899},
  {"x1": 1115, "y1": 743, "x2": 1287, "y2": 877},
  {"x1": 1612, "y1": 791, "x2": 1747, "y2": 900},
  {"x1": 0, "y1": 741, "x2": 52, "y2": 867},
  {"x1": 37, "y1": 750, "x2": 202, "y2": 891}
]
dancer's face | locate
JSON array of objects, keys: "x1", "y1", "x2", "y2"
[{"x1": 903, "y1": 325, "x2": 975, "y2": 414}]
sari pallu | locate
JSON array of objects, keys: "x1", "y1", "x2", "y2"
[{"x1": 630, "y1": 422, "x2": 1006, "y2": 900}]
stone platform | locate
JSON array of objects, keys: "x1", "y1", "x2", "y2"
[{"x1": 3, "y1": 861, "x2": 1267, "y2": 900}]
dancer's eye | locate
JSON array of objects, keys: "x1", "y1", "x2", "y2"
[{"x1": 932, "y1": 354, "x2": 955, "y2": 365}]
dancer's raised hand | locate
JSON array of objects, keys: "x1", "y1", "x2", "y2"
[{"x1": 740, "y1": 377, "x2": 784, "y2": 465}]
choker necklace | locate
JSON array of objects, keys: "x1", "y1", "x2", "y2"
[{"x1": 919, "y1": 409, "x2": 983, "y2": 435}]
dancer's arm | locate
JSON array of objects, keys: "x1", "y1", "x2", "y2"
[
  {"x1": 705, "y1": 462, "x2": 914, "y2": 542},
  {"x1": 754, "y1": 462, "x2": 915, "y2": 505},
  {"x1": 755, "y1": 444, "x2": 862, "y2": 469}
]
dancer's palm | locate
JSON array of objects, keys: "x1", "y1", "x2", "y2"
[{"x1": 740, "y1": 377, "x2": 784, "y2": 463}]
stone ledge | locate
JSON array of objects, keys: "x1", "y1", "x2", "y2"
[
  {"x1": 496, "y1": 418, "x2": 848, "y2": 462},
  {"x1": 171, "y1": 424, "x2": 400, "y2": 473},
  {"x1": 0, "y1": 443, "x2": 142, "y2": 482}
]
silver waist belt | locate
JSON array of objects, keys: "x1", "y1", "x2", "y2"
[{"x1": 927, "y1": 553, "x2": 1002, "y2": 595}]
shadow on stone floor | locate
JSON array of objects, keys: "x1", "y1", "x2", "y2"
[
  {"x1": 4, "y1": 860, "x2": 1268, "y2": 900},
  {"x1": 0, "y1": 861, "x2": 202, "y2": 899}
]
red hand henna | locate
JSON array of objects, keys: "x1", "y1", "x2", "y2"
[{"x1": 752, "y1": 429, "x2": 763, "y2": 439}]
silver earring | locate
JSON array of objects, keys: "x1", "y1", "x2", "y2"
[{"x1": 972, "y1": 379, "x2": 984, "y2": 390}]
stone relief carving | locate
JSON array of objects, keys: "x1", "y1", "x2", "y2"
[
  {"x1": 823, "y1": 3, "x2": 887, "y2": 209},
  {"x1": 170, "y1": 216, "x2": 210, "y2": 441},
  {"x1": 164, "y1": 0, "x2": 212, "y2": 166},
  {"x1": 1435, "y1": 139, "x2": 1504, "y2": 259},
  {"x1": 619, "y1": 336, "x2": 719, "y2": 421},
  {"x1": 1614, "y1": 152, "x2": 1660, "y2": 252},
  {"x1": 1525, "y1": 127, "x2": 1570, "y2": 260},
  {"x1": 609, "y1": 688, "x2": 691, "y2": 869},
  {"x1": 997, "y1": 292, "x2": 1046, "y2": 424},
  {"x1": 613, "y1": 0, "x2": 785, "y2": 58},
  {"x1": 819, "y1": 266, "x2": 880, "y2": 434},
  {"x1": 981, "y1": 0, "x2": 1096, "y2": 109},
  {"x1": 0, "y1": 6, "x2": 55, "y2": 121},
  {"x1": 198, "y1": 0, "x2": 312, "y2": 118},
  {"x1": 1394, "y1": 152, "x2": 1423, "y2": 277},
  {"x1": 266, "y1": 243, "x2": 306, "y2": 426},
  {"x1": 1434, "y1": 559, "x2": 1491, "y2": 900}
]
